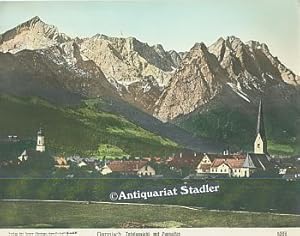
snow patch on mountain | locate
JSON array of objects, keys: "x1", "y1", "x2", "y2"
[{"x1": 227, "y1": 82, "x2": 251, "y2": 103}]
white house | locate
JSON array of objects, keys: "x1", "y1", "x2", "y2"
[
  {"x1": 137, "y1": 164, "x2": 156, "y2": 177},
  {"x1": 195, "y1": 154, "x2": 255, "y2": 178},
  {"x1": 18, "y1": 150, "x2": 29, "y2": 162}
]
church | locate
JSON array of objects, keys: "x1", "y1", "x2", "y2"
[
  {"x1": 246, "y1": 99, "x2": 274, "y2": 172},
  {"x1": 195, "y1": 100, "x2": 274, "y2": 178},
  {"x1": 17, "y1": 128, "x2": 47, "y2": 162}
]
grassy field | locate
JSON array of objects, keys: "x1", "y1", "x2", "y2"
[
  {"x1": 0, "y1": 201, "x2": 299, "y2": 228},
  {"x1": 0, "y1": 95, "x2": 178, "y2": 158}
]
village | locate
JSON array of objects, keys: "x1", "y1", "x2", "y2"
[{"x1": 0, "y1": 101, "x2": 300, "y2": 180}]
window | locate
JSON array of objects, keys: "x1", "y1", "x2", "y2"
[{"x1": 257, "y1": 143, "x2": 260, "y2": 148}]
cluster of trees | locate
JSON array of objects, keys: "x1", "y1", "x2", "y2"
[{"x1": 0, "y1": 178, "x2": 299, "y2": 214}]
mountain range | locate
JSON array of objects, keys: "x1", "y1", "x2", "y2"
[{"x1": 0, "y1": 16, "x2": 299, "y2": 155}]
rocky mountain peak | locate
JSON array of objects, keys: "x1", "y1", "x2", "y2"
[
  {"x1": 0, "y1": 16, "x2": 71, "y2": 53},
  {"x1": 168, "y1": 50, "x2": 185, "y2": 67},
  {"x1": 154, "y1": 42, "x2": 226, "y2": 121},
  {"x1": 210, "y1": 36, "x2": 245, "y2": 56},
  {"x1": 1, "y1": 17, "x2": 298, "y2": 122},
  {"x1": 25, "y1": 15, "x2": 42, "y2": 25},
  {"x1": 92, "y1": 34, "x2": 109, "y2": 40},
  {"x1": 80, "y1": 32, "x2": 180, "y2": 91},
  {"x1": 152, "y1": 43, "x2": 166, "y2": 54},
  {"x1": 184, "y1": 42, "x2": 210, "y2": 64},
  {"x1": 155, "y1": 35, "x2": 299, "y2": 122},
  {"x1": 191, "y1": 42, "x2": 208, "y2": 51},
  {"x1": 185, "y1": 42, "x2": 220, "y2": 71},
  {"x1": 225, "y1": 36, "x2": 243, "y2": 47},
  {"x1": 246, "y1": 40, "x2": 270, "y2": 53},
  {"x1": 209, "y1": 36, "x2": 299, "y2": 86}
]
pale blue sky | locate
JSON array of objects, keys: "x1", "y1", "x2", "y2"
[{"x1": 0, "y1": 0, "x2": 299, "y2": 73}]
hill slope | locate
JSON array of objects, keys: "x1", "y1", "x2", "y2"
[{"x1": 0, "y1": 95, "x2": 178, "y2": 158}]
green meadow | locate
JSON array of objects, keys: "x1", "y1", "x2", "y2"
[
  {"x1": 0, "y1": 201, "x2": 299, "y2": 228},
  {"x1": 0, "y1": 95, "x2": 178, "y2": 158}
]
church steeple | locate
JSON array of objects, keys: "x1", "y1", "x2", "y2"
[
  {"x1": 256, "y1": 100, "x2": 266, "y2": 140},
  {"x1": 36, "y1": 127, "x2": 45, "y2": 152},
  {"x1": 254, "y1": 99, "x2": 267, "y2": 154}
]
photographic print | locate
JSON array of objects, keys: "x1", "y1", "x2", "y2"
[{"x1": 0, "y1": 0, "x2": 299, "y2": 234}]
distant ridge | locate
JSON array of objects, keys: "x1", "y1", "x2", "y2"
[{"x1": 0, "y1": 16, "x2": 299, "y2": 154}]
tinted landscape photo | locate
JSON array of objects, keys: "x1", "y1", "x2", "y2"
[{"x1": 0, "y1": 0, "x2": 299, "y2": 228}]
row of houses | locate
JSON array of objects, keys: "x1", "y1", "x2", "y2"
[
  {"x1": 5, "y1": 143, "x2": 299, "y2": 179},
  {"x1": 166, "y1": 151, "x2": 275, "y2": 178},
  {"x1": 50, "y1": 149, "x2": 275, "y2": 178},
  {"x1": 51, "y1": 155, "x2": 156, "y2": 177}
]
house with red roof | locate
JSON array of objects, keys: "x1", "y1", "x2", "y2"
[
  {"x1": 195, "y1": 153, "x2": 256, "y2": 177},
  {"x1": 167, "y1": 150, "x2": 203, "y2": 171},
  {"x1": 101, "y1": 160, "x2": 156, "y2": 177}
]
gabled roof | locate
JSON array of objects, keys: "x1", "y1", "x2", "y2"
[
  {"x1": 247, "y1": 153, "x2": 272, "y2": 170},
  {"x1": 107, "y1": 160, "x2": 148, "y2": 173},
  {"x1": 243, "y1": 154, "x2": 256, "y2": 168},
  {"x1": 226, "y1": 158, "x2": 246, "y2": 168},
  {"x1": 168, "y1": 154, "x2": 203, "y2": 169},
  {"x1": 209, "y1": 155, "x2": 246, "y2": 169},
  {"x1": 211, "y1": 159, "x2": 227, "y2": 168}
]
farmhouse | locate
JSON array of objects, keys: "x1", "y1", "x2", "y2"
[
  {"x1": 167, "y1": 150, "x2": 203, "y2": 170},
  {"x1": 195, "y1": 154, "x2": 255, "y2": 177},
  {"x1": 102, "y1": 160, "x2": 156, "y2": 177}
]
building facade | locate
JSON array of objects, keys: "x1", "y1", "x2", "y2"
[
  {"x1": 36, "y1": 128, "x2": 45, "y2": 152},
  {"x1": 195, "y1": 154, "x2": 254, "y2": 178}
]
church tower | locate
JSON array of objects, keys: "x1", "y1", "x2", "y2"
[
  {"x1": 254, "y1": 100, "x2": 267, "y2": 154},
  {"x1": 36, "y1": 128, "x2": 45, "y2": 152}
]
